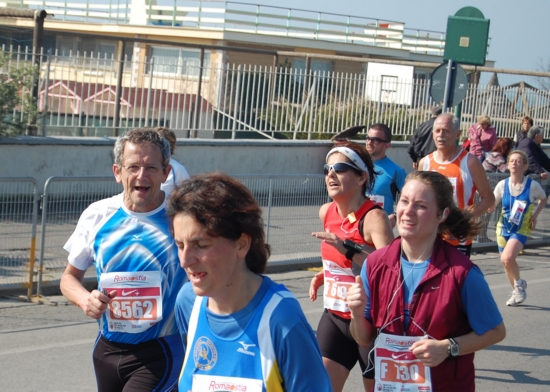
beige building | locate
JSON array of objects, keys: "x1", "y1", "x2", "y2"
[{"x1": 0, "y1": 1, "x2": 497, "y2": 138}]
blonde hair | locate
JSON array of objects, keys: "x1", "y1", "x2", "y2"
[{"x1": 477, "y1": 115, "x2": 491, "y2": 127}]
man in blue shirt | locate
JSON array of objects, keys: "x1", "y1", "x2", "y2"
[
  {"x1": 61, "y1": 128, "x2": 187, "y2": 392},
  {"x1": 365, "y1": 123, "x2": 407, "y2": 227}
]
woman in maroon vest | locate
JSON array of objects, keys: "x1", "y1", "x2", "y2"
[
  {"x1": 347, "y1": 171, "x2": 506, "y2": 391},
  {"x1": 309, "y1": 141, "x2": 394, "y2": 392}
]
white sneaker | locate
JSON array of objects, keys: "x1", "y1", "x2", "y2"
[{"x1": 506, "y1": 280, "x2": 527, "y2": 306}]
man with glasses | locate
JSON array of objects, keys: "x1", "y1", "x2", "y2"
[
  {"x1": 365, "y1": 123, "x2": 407, "y2": 227},
  {"x1": 60, "y1": 128, "x2": 187, "y2": 392}
]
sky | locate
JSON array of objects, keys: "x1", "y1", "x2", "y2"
[{"x1": 249, "y1": 0, "x2": 550, "y2": 74}]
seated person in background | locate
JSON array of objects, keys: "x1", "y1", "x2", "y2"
[
  {"x1": 156, "y1": 127, "x2": 190, "y2": 194},
  {"x1": 514, "y1": 116, "x2": 533, "y2": 148},
  {"x1": 517, "y1": 125, "x2": 550, "y2": 180},
  {"x1": 483, "y1": 137, "x2": 514, "y2": 173},
  {"x1": 467, "y1": 115, "x2": 497, "y2": 161}
]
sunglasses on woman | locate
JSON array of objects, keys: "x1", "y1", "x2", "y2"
[{"x1": 323, "y1": 162, "x2": 361, "y2": 175}]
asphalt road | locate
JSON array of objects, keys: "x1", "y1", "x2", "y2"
[{"x1": 1, "y1": 247, "x2": 549, "y2": 391}]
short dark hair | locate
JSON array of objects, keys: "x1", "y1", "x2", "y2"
[
  {"x1": 166, "y1": 172, "x2": 271, "y2": 274},
  {"x1": 368, "y1": 123, "x2": 392, "y2": 142},
  {"x1": 522, "y1": 116, "x2": 534, "y2": 127}
]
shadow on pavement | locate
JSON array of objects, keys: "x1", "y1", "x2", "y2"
[
  {"x1": 484, "y1": 344, "x2": 550, "y2": 358},
  {"x1": 476, "y1": 369, "x2": 548, "y2": 386}
]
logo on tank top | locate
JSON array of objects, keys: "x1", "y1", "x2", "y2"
[
  {"x1": 237, "y1": 341, "x2": 256, "y2": 356},
  {"x1": 194, "y1": 336, "x2": 218, "y2": 370}
]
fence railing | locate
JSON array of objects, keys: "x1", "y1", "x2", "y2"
[
  {"x1": 1, "y1": 173, "x2": 549, "y2": 294},
  {"x1": 3, "y1": 45, "x2": 550, "y2": 140},
  {"x1": 0, "y1": 177, "x2": 39, "y2": 292},
  {"x1": 6, "y1": 0, "x2": 448, "y2": 55}
]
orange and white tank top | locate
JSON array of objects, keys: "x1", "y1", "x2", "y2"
[{"x1": 423, "y1": 149, "x2": 476, "y2": 209}]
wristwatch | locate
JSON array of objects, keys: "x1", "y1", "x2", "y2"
[
  {"x1": 448, "y1": 338, "x2": 460, "y2": 357},
  {"x1": 343, "y1": 239, "x2": 363, "y2": 260}
]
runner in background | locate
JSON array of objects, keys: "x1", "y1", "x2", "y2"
[
  {"x1": 365, "y1": 123, "x2": 407, "y2": 228},
  {"x1": 156, "y1": 127, "x2": 190, "y2": 194},
  {"x1": 310, "y1": 141, "x2": 393, "y2": 392},
  {"x1": 490, "y1": 150, "x2": 547, "y2": 306},
  {"x1": 348, "y1": 170, "x2": 505, "y2": 392},
  {"x1": 419, "y1": 113, "x2": 495, "y2": 257}
]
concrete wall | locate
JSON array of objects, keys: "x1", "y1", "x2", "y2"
[
  {"x1": 0, "y1": 136, "x2": 336, "y2": 192},
  {"x1": 6, "y1": 136, "x2": 548, "y2": 192}
]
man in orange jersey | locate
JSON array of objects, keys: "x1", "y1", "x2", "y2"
[{"x1": 418, "y1": 113, "x2": 495, "y2": 257}]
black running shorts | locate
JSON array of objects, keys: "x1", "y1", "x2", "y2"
[
  {"x1": 92, "y1": 333, "x2": 183, "y2": 392},
  {"x1": 317, "y1": 309, "x2": 374, "y2": 379}
]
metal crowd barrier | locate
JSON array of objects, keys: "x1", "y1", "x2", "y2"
[
  {"x1": 477, "y1": 173, "x2": 550, "y2": 248},
  {"x1": 236, "y1": 175, "x2": 329, "y2": 263},
  {"x1": 0, "y1": 178, "x2": 39, "y2": 292},
  {"x1": 36, "y1": 177, "x2": 123, "y2": 295},
  {"x1": 1, "y1": 173, "x2": 549, "y2": 293}
]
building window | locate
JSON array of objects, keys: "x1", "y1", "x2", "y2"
[
  {"x1": 148, "y1": 47, "x2": 210, "y2": 76},
  {"x1": 293, "y1": 59, "x2": 332, "y2": 75}
]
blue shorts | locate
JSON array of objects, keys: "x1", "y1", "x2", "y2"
[{"x1": 497, "y1": 233, "x2": 528, "y2": 252}]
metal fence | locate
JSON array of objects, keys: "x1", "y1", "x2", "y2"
[
  {"x1": 3, "y1": 45, "x2": 550, "y2": 140},
  {"x1": 1, "y1": 173, "x2": 549, "y2": 293},
  {"x1": 0, "y1": 178, "x2": 38, "y2": 291},
  {"x1": 36, "y1": 177, "x2": 124, "y2": 295}
]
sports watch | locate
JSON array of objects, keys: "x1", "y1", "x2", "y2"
[
  {"x1": 448, "y1": 338, "x2": 460, "y2": 357},
  {"x1": 343, "y1": 239, "x2": 363, "y2": 260}
]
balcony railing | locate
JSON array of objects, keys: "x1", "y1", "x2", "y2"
[{"x1": 4, "y1": 0, "x2": 451, "y2": 55}]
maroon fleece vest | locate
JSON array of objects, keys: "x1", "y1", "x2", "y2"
[{"x1": 367, "y1": 236, "x2": 476, "y2": 391}]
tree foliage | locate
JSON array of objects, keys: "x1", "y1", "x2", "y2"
[{"x1": 0, "y1": 51, "x2": 39, "y2": 137}]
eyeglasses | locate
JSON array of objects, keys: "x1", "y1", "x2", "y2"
[
  {"x1": 365, "y1": 136, "x2": 390, "y2": 144},
  {"x1": 323, "y1": 162, "x2": 360, "y2": 175},
  {"x1": 122, "y1": 164, "x2": 165, "y2": 176}
]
